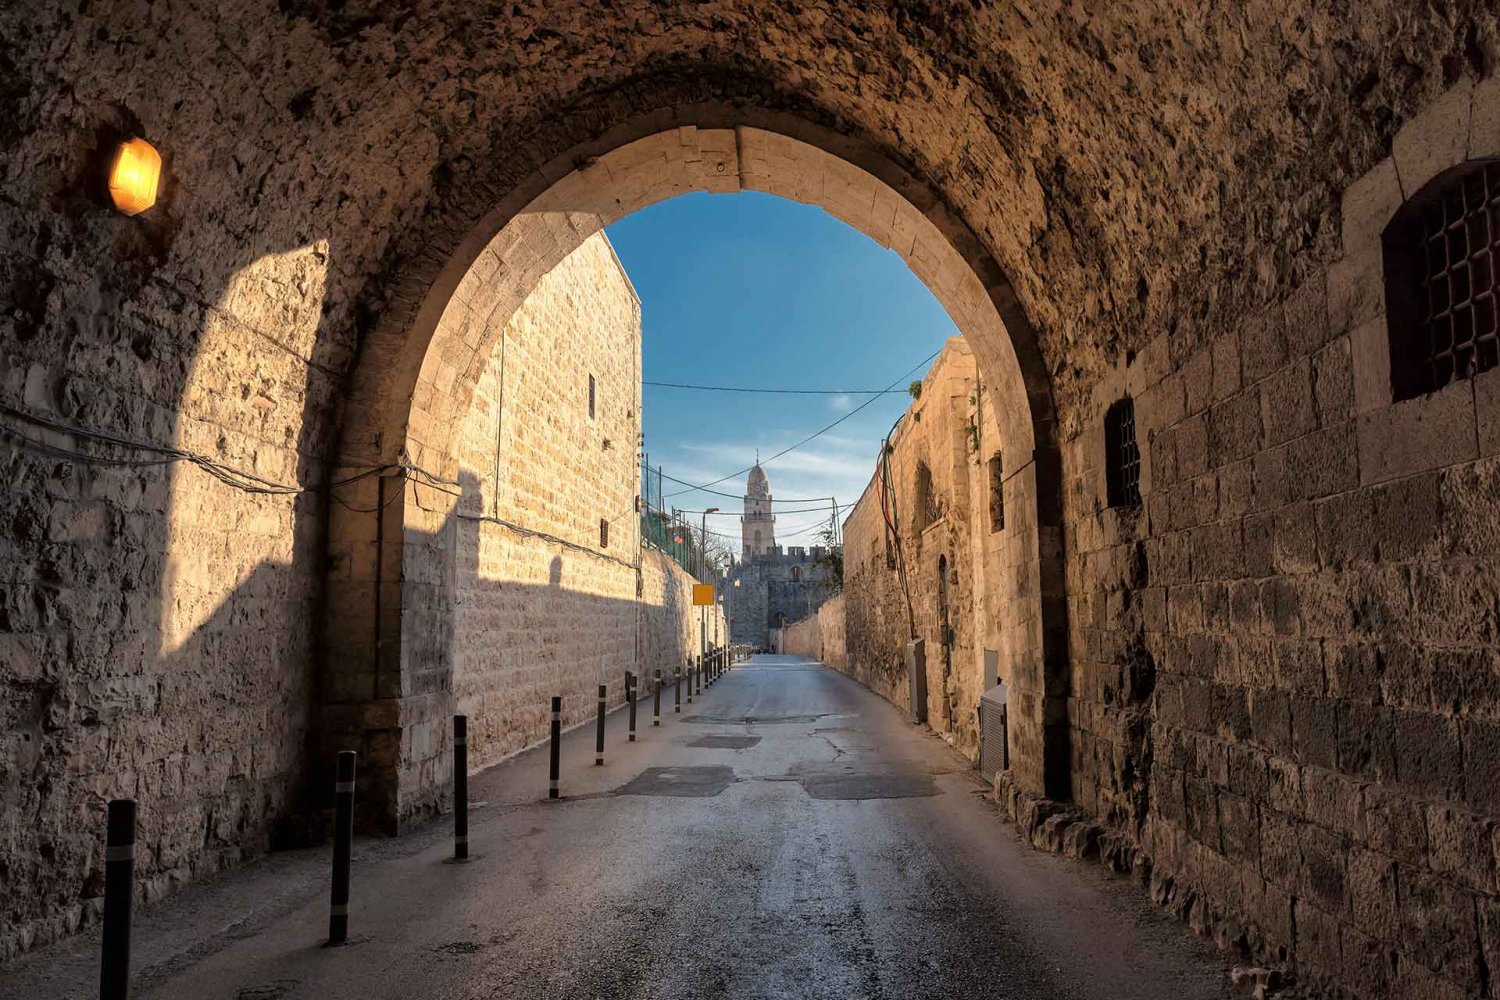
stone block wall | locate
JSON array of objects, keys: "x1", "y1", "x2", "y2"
[
  {"x1": 1061, "y1": 75, "x2": 1500, "y2": 998},
  {"x1": 780, "y1": 592, "x2": 846, "y2": 670},
  {"x1": 1, "y1": 240, "x2": 332, "y2": 959},
  {"x1": 449, "y1": 232, "x2": 720, "y2": 769},
  {"x1": 725, "y1": 548, "x2": 833, "y2": 649},
  {"x1": 454, "y1": 518, "x2": 718, "y2": 771},
  {"x1": 836, "y1": 340, "x2": 1009, "y2": 758}
]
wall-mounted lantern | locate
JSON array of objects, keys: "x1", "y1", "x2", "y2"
[{"x1": 108, "y1": 137, "x2": 162, "y2": 216}]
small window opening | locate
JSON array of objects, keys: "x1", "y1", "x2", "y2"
[
  {"x1": 790, "y1": 565, "x2": 802, "y2": 582},
  {"x1": 1383, "y1": 160, "x2": 1500, "y2": 401},
  {"x1": 914, "y1": 461, "x2": 941, "y2": 531},
  {"x1": 588, "y1": 374, "x2": 597, "y2": 419},
  {"x1": 988, "y1": 452, "x2": 1005, "y2": 532},
  {"x1": 599, "y1": 517, "x2": 609, "y2": 548},
  {"x1": 1105, "y1": 397, "x2": 1141, "y2": 508}
]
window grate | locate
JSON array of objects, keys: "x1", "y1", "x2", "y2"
[
  {"x1": 1105, "y1": 397, "x2": 1140, "y2": 508},
  {"x1": 588, "y1": 374, "x2": 597, "y2": 419},
  {"x1": 600, "y1": 517, "x2": 609, "y2": 548},
  {"x1": 988, "y1": 452, "x2": 1005, "y2": 532},
  {"x1": 914, "y1": 461, "x2": 943, "y2": 531},
  {"x1": 1385, "y1": 160, "x2": 1500, "y2": 401}
]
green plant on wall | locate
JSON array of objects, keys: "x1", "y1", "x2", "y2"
[{"x1": 813, "y1": 525, "x2": 844, "y2": 593}]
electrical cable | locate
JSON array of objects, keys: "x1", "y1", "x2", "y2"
[
  {"x1": 673, "y1": 501, "x2": 855, "y2": 516},
  {"x1": 654, "y1": 470, "x2": 843, "y2": 504},
  {"x1": 645, "y1": 380, "x2": 903, "y2": 395},
  {"x1": 660, "y1": 348, "x2": 940, "y2": 499},
  {"x1": 0, "y1": 401, "x2": 457, "y2": 503}
]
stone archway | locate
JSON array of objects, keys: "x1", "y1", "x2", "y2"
[{"x1": 325, "y1": 109, "x2": 1072, "y2": 828}]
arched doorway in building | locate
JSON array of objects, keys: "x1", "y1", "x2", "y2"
[{"x1": 327, "y1": 108, "x2": 1071, "y2": 827}]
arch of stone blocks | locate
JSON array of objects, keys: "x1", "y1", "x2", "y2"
[{"x1": 325, "y1": 108, "x2": 1074, "y2": 827}]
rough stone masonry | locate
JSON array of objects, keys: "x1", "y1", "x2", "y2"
[{"x1": 3, "y1": 2, "x2": 1500, "y2": 997}]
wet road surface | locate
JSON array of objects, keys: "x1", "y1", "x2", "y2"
[{"x1": 1, "y1": 655, "x2": 1232, "y2": 999}]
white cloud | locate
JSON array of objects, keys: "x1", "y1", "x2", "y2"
[{"x1": 828, "y1": 393, "x2": 853, "y2": 412}]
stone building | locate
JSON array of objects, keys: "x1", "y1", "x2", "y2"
[
  {"x1": 741, "y1": 462, "x2": 775, "y2": 557},
  {"x1": 5, "y1": 4, "x2": 1500, "y2": 994},
  {"x1": 806, "y1": 338, "x2": 1005, "y2": 755},
  {"x1": 725, "y1": 464, "x2": 835, "y2": 649},
  {"x1": 452, "y1": 233, "x2": 718, "y2": 773}
]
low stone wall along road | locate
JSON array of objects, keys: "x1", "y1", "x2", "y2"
[{"x1": 2, "y1": 656, "x2": 1232, "y2": 1000}]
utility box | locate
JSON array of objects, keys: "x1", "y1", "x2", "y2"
[
  {"x1": 979, "y1": 681, "x2": 1009, "y2": 780},
  {"x1": 906, "y1": 638, "x2": 927, "y2": 725}
]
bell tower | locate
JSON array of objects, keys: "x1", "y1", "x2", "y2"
[{"x1": 741, "y1": 462, "x2": 776, "y2": 557}]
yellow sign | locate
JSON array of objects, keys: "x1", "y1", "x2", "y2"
[{"x1": 692, "y1": 584, "x2": 715, "y2": 606}]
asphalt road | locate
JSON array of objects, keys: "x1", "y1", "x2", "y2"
[{"x1": 1, "y1": 655, "x2": 1232, "y2": 1000}]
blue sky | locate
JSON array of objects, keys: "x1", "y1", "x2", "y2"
[{"x1": 606, "y1": 191, "x2": 957, "y2": 555}]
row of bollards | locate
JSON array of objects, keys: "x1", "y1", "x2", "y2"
[{"x1": 96, "y1": 648, "x2": 737, "y2": 993}]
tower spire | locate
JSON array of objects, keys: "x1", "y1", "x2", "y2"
[{"x1": 742, "y1": 461, "x2": 775, "y2": 558}]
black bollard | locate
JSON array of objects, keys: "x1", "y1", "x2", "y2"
[
  {"x1": 454, "y1": 715, "x2": 468, "y2": 860},
  {"x1": 100, "y1": 799, "x2": 136, "y2": 1000},
  {"x1": 328, "y1": 750, "x2": 356, "y2": 945},
  {"x1": 653, "y1": 669, "x2": 662, "y2": 726},
  {"x1": 674, "y1": 666, "x2": 682, "y2": 713},
  {"x1": 549, "y1": 696, "x2": 562, "y2": 799},
  {"x1": 627, "y1": 671, "x2": 637, "y2": 742},
  {"x1": 595, "y1": 684, "x2": 607, "y2": 765},
  {"x1": 686, "y1": 659, "x2": 694, "y2": 704},
  {"x1": 696, "y1": 656, "x2": 702, "y2": 696}
]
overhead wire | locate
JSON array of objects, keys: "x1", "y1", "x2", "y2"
[
  {"x1": 655, "y1": 469, "x2": 843, "y2": 504},
  {"x1": 672, "y1": 501, "x2": 855, "y2": 516},
  {"x1": 660, "y1": 348, "x2": 941, "y2": 499},
  {"x1": 645, "y1": 380, "x2": 902, "y2": 395},
  {"x1": 0, "y1": 400, "x2": 457, "y2": 509}
]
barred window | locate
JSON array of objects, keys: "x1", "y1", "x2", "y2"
[
  {"x1": 600, "y1": 517, "x2": 609, "y2": 548},
  {"x1": 988, "y1": 452, "x2": 1004, "y2": 532},
  {"x1": 1384, "y1": 160, "x2": 1500, "y2": 401},
  {"x1": 588, "y1": 374, "x2": 597, "y2": 419},
  {"x1": 914, "y1": 461, "x2": 942, "y2": 531},
  {"x1": 1105, "y1": 397, "x2": 1140, "y2": 508}
]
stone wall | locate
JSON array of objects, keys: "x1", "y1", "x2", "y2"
[
  {"x1": 0, "y1": 212, "x2": 333, "y2": 961},
  {"x1": 725, "y1": 546, "x2": 833, "y2": 649},
  {"x1": 1057, "y1": 75, "x2": 1500, "y2": 999},
  {"x1": 455, "y1": 233, "x2": 628, "y2": 768},
  {"x1": 836, "y1": 340, "x2": 1007, "y2": 758},
  {"x1": 780, "y1": 592, "x2": 846, "y2": 671},
  {"x1": 450, "y1": 233, "x2": 720, "y2": 769}
]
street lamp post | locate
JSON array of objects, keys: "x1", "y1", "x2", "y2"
[
  {"x1": 730, "y1": 576, "x2": 741, "y2": 650},
  {"x1": 700, "y1": 507, "x2": 719, "y2": 655}
]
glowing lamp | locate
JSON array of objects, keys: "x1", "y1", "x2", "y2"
[{"x1": 108, "y1": 138, "x2": 162, "y2": 216}]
